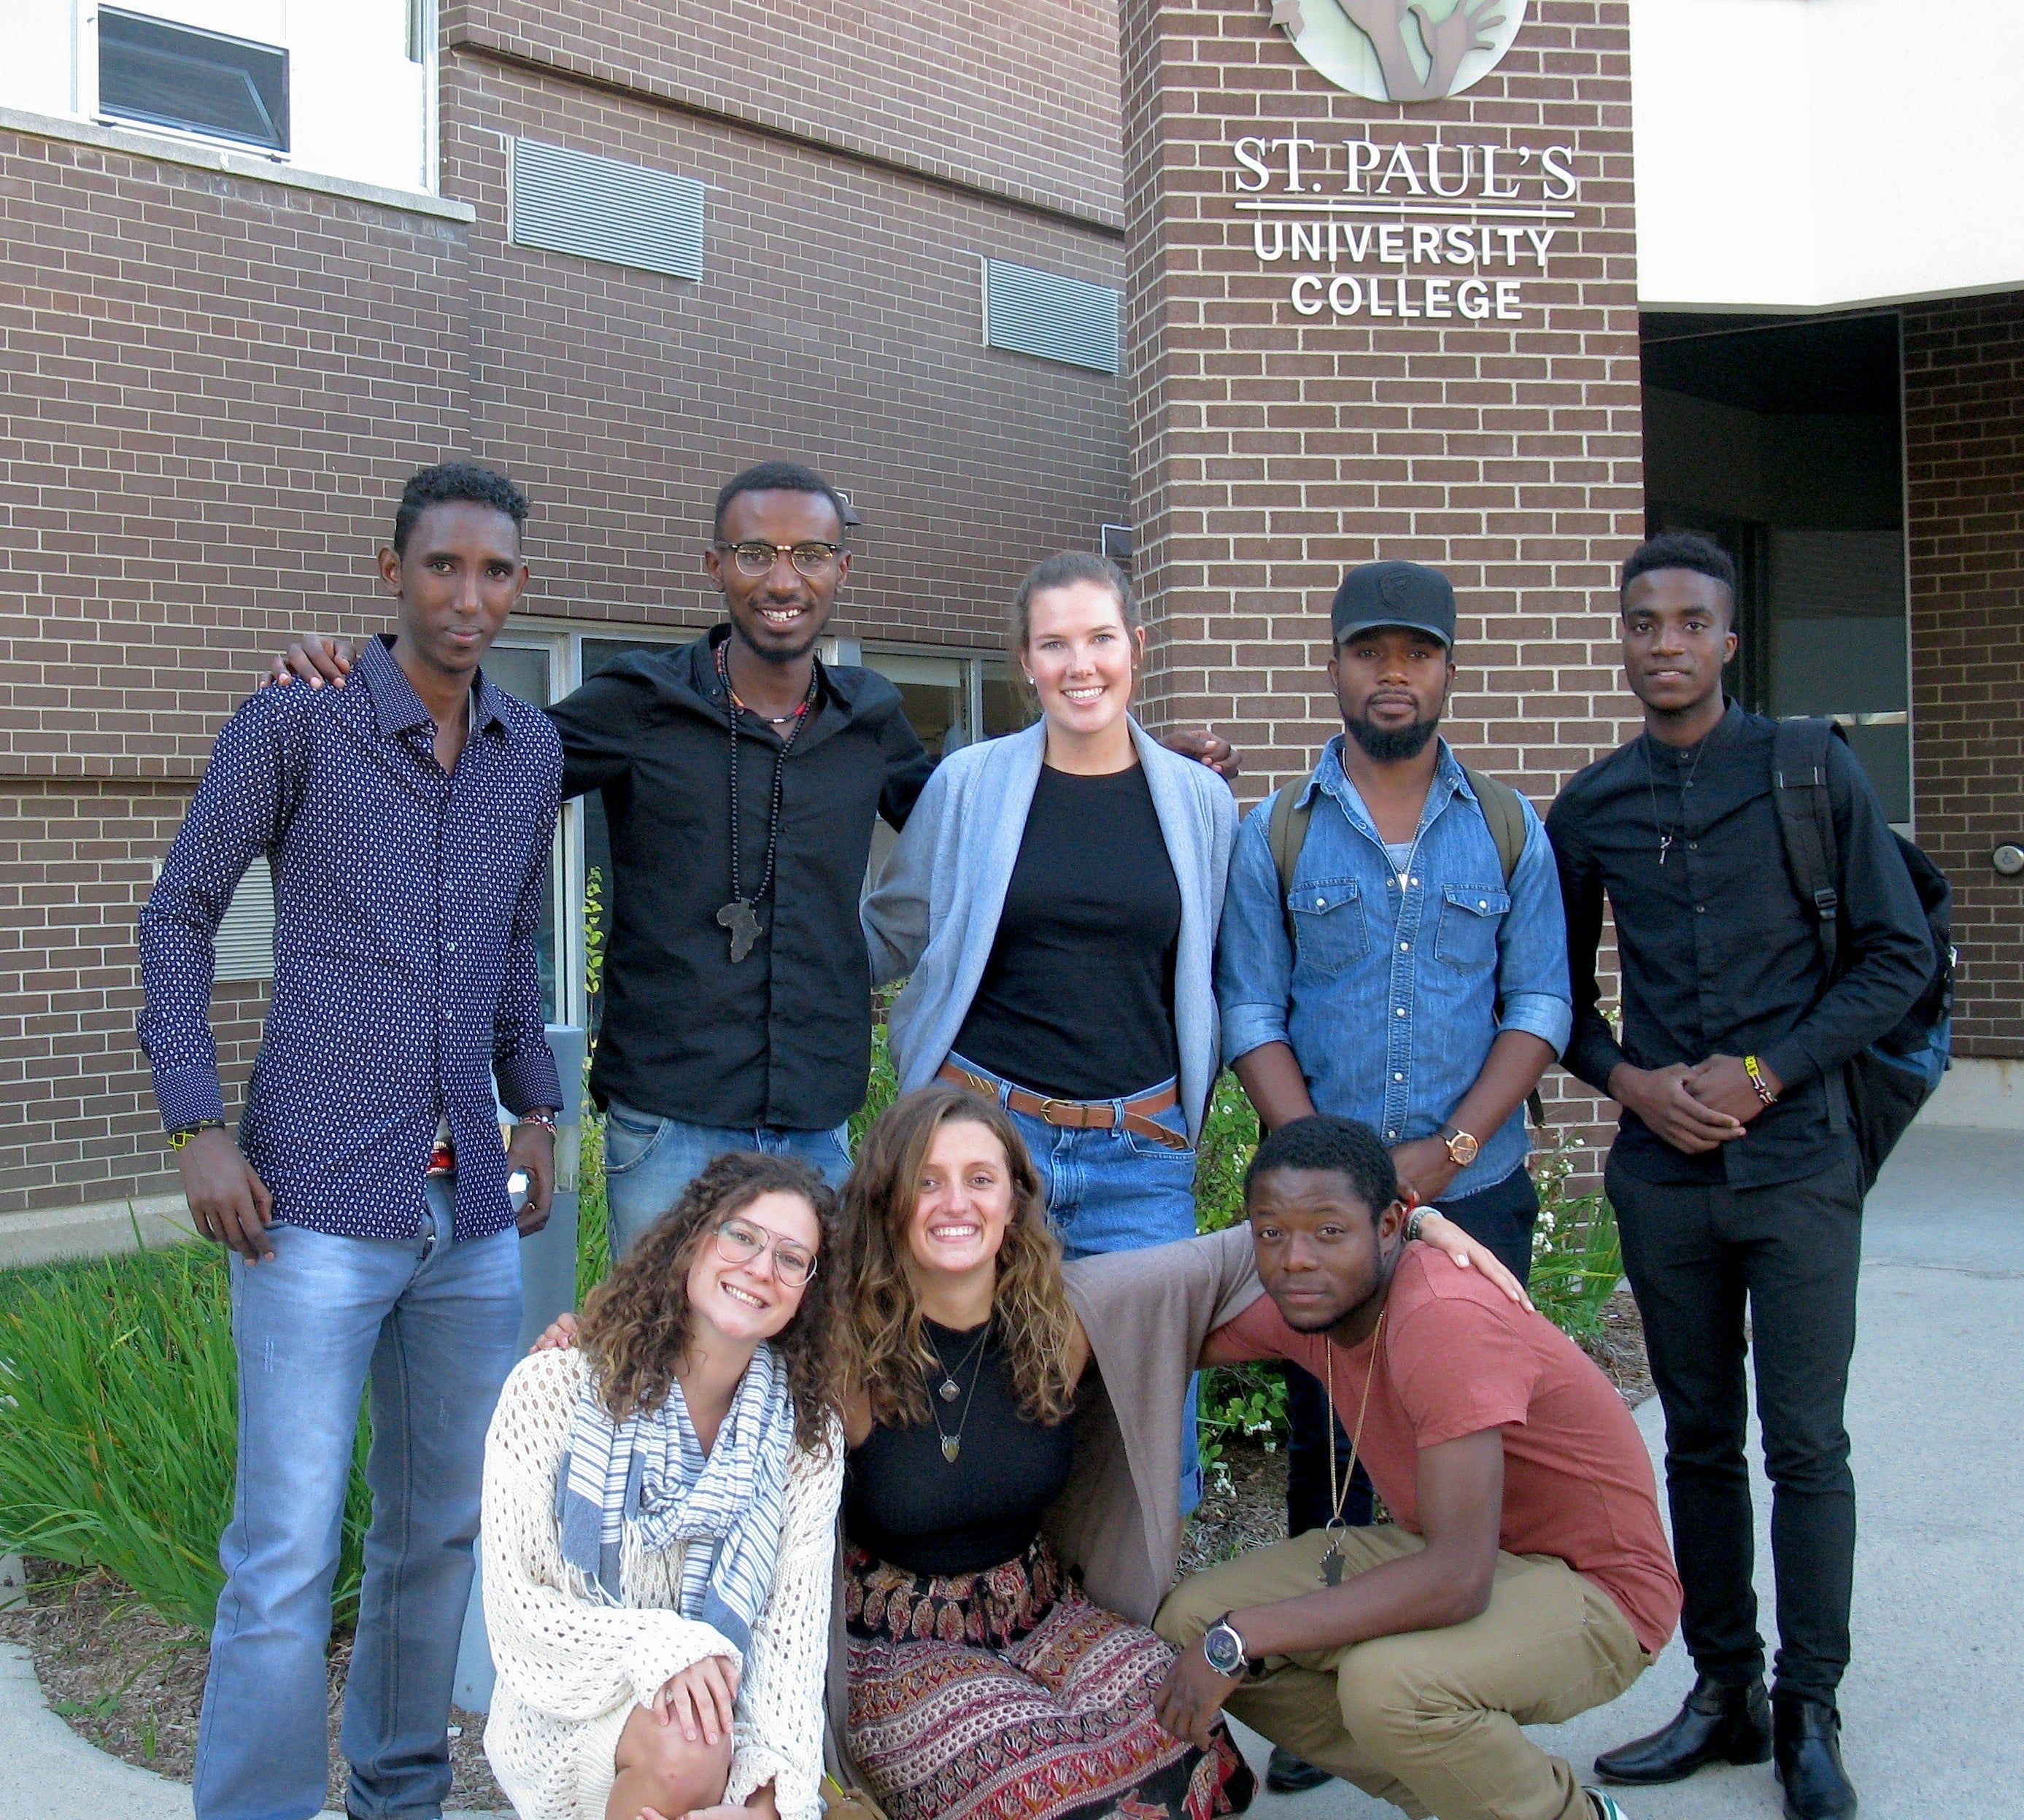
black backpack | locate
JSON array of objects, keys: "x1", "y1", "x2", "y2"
[{"x1": 1769, "y1": 718, "x2": 1954, "y2": 1189}]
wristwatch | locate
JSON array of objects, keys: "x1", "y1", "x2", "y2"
[
  {"x1": 1202, "y1": 1613, "x2": 1251, "y2": 1678},
  {"x1": 1437, "y1": 1123, "x2": 1480, "y2": 1168}
]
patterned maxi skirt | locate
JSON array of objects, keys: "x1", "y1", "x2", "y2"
[{"x1": 843, "y1": 1540, "x2": 1254, "y2": 1820}]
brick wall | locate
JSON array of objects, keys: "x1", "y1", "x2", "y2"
[
  {"x1": 449, "y1": 0, "x2": 1125, "y2": 227},
  {"x1": 1120, "y1": 0, "x2": 1645, "y2": 1142},
  {"x1": 441, "y1": 53, "x2": 1129, "y2": 652},
  {"x1": 0, "y1": 781, "x2": 265, "y2": 1215},
  {"x1": 1905, "y1": 295, "x2": 2024, "y2": 1058},
  {"x1": 0, "y1": 20, "x2": 1134, "y2": 1215}
]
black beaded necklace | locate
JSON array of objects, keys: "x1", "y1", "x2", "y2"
[{"x1": 714, "y1": 640, "x2": 819, "y2": 962}]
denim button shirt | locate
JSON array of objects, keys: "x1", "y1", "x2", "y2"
[{"x1": 1216, "y1": 737, "x2": 1573, "y2": 1196}]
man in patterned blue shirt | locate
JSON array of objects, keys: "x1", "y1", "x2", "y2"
[{"x1": 139, "y1": 463, "x2": 564, "y2": 1820}]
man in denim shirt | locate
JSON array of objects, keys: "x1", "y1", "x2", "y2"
[{"x1": 1215, "y1": 561, "x2": 1572, "y2": 1791}]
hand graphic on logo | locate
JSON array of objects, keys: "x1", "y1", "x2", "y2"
[{"x1": 1338, "y1": 0, "x2": 1506, "y2": 101}]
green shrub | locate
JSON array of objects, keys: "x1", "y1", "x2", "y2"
[
  {"x1": 1525, "y1": 1130, "x2": 1623, "y2": 1344},
  {"x1": 0, "y1": 1236, "x2": 371, "y2": 1635}
]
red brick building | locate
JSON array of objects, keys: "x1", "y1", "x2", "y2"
[{"x1": 1, "y1": 0, "x2": 2018, "y2": 1248}]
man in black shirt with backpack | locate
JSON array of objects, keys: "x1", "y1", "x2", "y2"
[{"x1": 1548, "y1": 533, "x2": 1942, "y2": 1820}]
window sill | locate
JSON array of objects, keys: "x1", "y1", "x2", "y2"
[{"x1": 0, "y1": 103, "x2": 476, "y2": 224}]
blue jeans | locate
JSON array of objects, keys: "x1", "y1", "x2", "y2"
[
  {"x1": 196, "y1": 1175, "x2": 522, "y2": 1820},
  {"x1": 603, "y1": 1099, "x2": 854, "y2": 1260},
  {"x1": 949, "y1": 1055, "x2": 1203, "y2": 1509}
]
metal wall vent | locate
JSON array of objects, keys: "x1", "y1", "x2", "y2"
[
  {"x1": 510, "y1": 139, "x2": 705, "y2": 282},
  {"x1": 215, "y1": 858, "x2": 276, "y2": 983},
  {"x1": 982, "y1": 259, "x2": 1120, "y2": 375}
]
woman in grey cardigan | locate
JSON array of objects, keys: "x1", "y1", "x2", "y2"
[
  {"x1": 862, "y1": 551, "x2": 1236, "y2": 1503},
  {"x1": 863, "y1": 554, "x2": 1232, "y2": 1219}
]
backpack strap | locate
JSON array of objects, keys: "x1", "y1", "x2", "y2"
[
  {"x1": 1460, "y1": 765, "x2": 1526, "y2": 887},
  {"x1": 1770, "y1": 717, "x2": 1842, "y2": 981},
  {"x1": 1461, "y1": 765, "x2": 1548, "y2": 1128},
  {"x1": 1267, "y1": 768, "x2": 1318, "y2": 948}
]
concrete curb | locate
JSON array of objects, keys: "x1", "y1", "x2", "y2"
[{"x1": 0, "y1": 1641, "x2": 495, "y2": 1820}]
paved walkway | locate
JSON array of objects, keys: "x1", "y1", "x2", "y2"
[
  {"x1": 3, "y1": 1125, "x2": 2017, "y2": 1819},
  {"x1": 1235, "y1": 1123, "x2": 2024, "y2": 1819}
]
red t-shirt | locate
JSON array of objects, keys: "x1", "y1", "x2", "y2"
[{"x1": 1209, "y1": 1244, "x2": 1681, "y2": 1657}]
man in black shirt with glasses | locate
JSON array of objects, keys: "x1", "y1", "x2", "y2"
[{"x1": 1546, "y1": 534, "x2": 1931, "y2": 1820}]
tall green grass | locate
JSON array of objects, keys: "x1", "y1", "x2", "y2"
[{"x1": 0, "y1": 1235, "x2": 371, "y2": 1635}]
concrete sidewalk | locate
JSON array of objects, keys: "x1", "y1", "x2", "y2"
[{"x1": 1236, "y1": 1122, "x2": 2024, "y2": 1818}]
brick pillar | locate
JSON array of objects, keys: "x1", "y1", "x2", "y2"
[
  {"x1": 1905, "y1": 295, "x2": 2024, "y2": 1061},
  {"x1": 1121, "y1": 0, "x2": 1645, "y2": 1142}
]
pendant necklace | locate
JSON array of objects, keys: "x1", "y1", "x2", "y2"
[
  {"x1": 1318, "y1": 1309, "x2": 1386, "y2": 1588},
  {"x1": 715, "y1": 641, "x2": 819, "y2": 962},
  {"x1": 1642, "y1": 719, "x2": 1720, "y2": 867},
  {"x1": 925, "y1": 1320, "x2": 992, "y2": 1464}
]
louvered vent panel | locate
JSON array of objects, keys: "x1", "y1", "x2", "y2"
[
  {"x1": 510, "y1": 139, "x2": 705, "y2": 282},
  {"x1": 215, "y1": 857, "x2": 275, "y2": 983},
  {"x1": 982, "y1": 260, "x2": 1120, "y2": 374}
]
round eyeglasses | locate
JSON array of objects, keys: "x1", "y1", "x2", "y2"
[
  {"x1": 712, "y1": 1215, "x2": 818, "y2": 1287},
  {"x1": 717, "y1": 540, "x2": 843, "y2": 579}
]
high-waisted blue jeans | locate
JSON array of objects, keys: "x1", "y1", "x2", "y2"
[
  {"x1": 601, "y1": 1099, "x2": 854, "y2": 1261},
  {"x1": 946, "y1": 1053, "x2": 1203, "y2": 1510},
  {"x1": 195, "y1": 1176, "x2": 522, "y2": 1820}
]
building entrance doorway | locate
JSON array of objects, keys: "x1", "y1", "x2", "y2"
[{"x1": 1640, "y1": 311, "x2": 1910, "y2": 824}]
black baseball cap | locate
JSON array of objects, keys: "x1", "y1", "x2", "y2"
[{"x1": 1331, "y1": 561, "x2": 1456, "y2": 650}]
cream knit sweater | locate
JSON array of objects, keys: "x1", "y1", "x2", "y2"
[{"x1": 481, "y1": 1348, "x2": 843, "y2": 1820}]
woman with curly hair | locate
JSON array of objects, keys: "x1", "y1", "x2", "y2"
[
  {"x1": 481, "y1": 1151, "x2": 844, "y2": 1820},
  {"x1": 836, "y1": 1082, "x2": 1252, "y2": 1820}
]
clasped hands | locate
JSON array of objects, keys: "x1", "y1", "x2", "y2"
[
  {"x1": 630, "y1": 1655, "x2": 752, "y2": 1820},
  {"x1": 1610, "y1": 1053, "x2": 1783, "y2": 1155}
]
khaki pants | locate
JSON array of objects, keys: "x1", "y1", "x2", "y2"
[{"x1": 1156, "y1": 1527, "x2": 1648, "y2": 1820}]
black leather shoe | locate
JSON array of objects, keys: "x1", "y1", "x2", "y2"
[
  {"x1": 1774, "y1": 1693, "x2": 1858, "y2": 1819},
  {"x1": 1264, "y1": 1745, "x2": 1333, "y2": 1793},
  {"x1": 1593, "y1": 1673, "x2": 1772, "y2": 1784}
]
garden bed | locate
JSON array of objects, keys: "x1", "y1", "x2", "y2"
[{"x1": 0, "y1": 1560, "x2": 509, "y2": 1811}]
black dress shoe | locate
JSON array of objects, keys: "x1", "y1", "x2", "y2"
[
  {"x1": 1593, "y1": 1673, "x2": 1772, "y2": 1784},
  {"x1": 1264, "y1": 1745, "x2": 1334, "y2": 1793},
  {"x1": 1774, "y1": 1692, "x2": 1858, "y2": 1819}
]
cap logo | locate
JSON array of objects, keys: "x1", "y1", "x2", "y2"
[
  {"x1": 1268, "y1": 0, "x2": 1527, "y2": 104},
  {"x1": 1379, "y1": 569, "x2": 1421, "y2": 609}
]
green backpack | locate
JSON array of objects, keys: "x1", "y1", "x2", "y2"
[{"x1": 1264, "y1": 761, "x2": 1545, "y2": 1128}]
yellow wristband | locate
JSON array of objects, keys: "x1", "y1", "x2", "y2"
[{"x1": 1742, "y1": 1056, "x2": 1776, "y2": 1106}]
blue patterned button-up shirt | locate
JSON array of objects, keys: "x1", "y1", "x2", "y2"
[
  {"x1": 139, "y1": 635, "x2": 564, "y2": 1241},
  {"x1": 1216, "y1": 736, "x2": 1572, "y2": 1197}
]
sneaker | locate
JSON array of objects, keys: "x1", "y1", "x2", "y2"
[{"x1": 1585, "y1": 1792, "x2": 1631, "y2": 1820}]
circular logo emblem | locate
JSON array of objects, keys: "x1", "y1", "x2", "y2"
[{"x1": 1271, "y1": 0, "x2": 1528, "y2": 102}]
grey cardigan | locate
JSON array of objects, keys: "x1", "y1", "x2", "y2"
[{"x1": 861, "y1": 718, "x2": 1238, "y2": 1140}]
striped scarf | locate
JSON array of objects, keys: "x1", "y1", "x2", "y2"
[{"x1": 555, "y1": 1342, "x2": 795, "y2": 1655}]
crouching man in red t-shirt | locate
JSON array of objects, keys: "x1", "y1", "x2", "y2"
[{"x1": 1154, "y1": 1115, "x2": 1680, "y2": 1820}]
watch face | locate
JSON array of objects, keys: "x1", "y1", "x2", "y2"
[
  {"x1": 1448, "y1": 1131, "x2": 1480, "y2": 1165},
  {"x1": 1203, "y1": 1625, "x2": 1243, "y2": 1676}
]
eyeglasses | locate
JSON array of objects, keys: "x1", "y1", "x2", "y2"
[
  {"x1": 716, "y1": 541, "x2": 843, "y2": 579},
  {"x1": 713, "y1": 1215, "x2": 819, "y2": 1287}
]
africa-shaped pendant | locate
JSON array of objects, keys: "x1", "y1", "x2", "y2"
[
  {"x1": 939, "y1": 1377, "x2": 961, "y2": 1402},
  {"x1": 940, "y1": 1434, "x2": 961, "y2": 1463}
]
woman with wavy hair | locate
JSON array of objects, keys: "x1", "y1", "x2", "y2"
[
  {"x1": 835, "y1": 1082, "x2": 1253, "y2": 1820},
  {"x1": 482, "y1": 1151, "x2": 844, "y2": 1820}
]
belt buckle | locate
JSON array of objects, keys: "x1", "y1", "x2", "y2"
[{"x1": 1035, "y1": 1096, "x2": 1078, "y2": 1128}]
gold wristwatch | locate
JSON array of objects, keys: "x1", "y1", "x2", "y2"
[{"x1": 1437, "y1": 1123, "x2": 1480, "y2": 1168}]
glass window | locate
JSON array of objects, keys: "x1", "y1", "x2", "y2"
[
  {"x1": 99, "y1": 9, "x2": 289, "y2": 152},
  {"x1": 484, "y1": 642, "x2": 560, "y2": 1022}
]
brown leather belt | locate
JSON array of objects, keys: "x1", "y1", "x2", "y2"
[{"x1": 936, "y1": 1062, "x2": 1191, "y2": 1151}]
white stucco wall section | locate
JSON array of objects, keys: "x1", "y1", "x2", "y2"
[{"x1": 1633, "y1": 0, "x2": 2024, "y2": 310}]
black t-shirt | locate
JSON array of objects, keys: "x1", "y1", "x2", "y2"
[
  {"x1": 843, "y1": 1319, "x2": 1078, "y2": 1577},
  {"x1": 952, "y1": 763, "x2": 1182, "y2": 1100}
]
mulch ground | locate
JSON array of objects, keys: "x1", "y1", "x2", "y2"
[
  {"x1": 3, "y1": 1294, "x2": 1652, "y2": 1810},
  {"x1": 0, "y1": 1565, "x2": 510, "y2": 1811}
]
